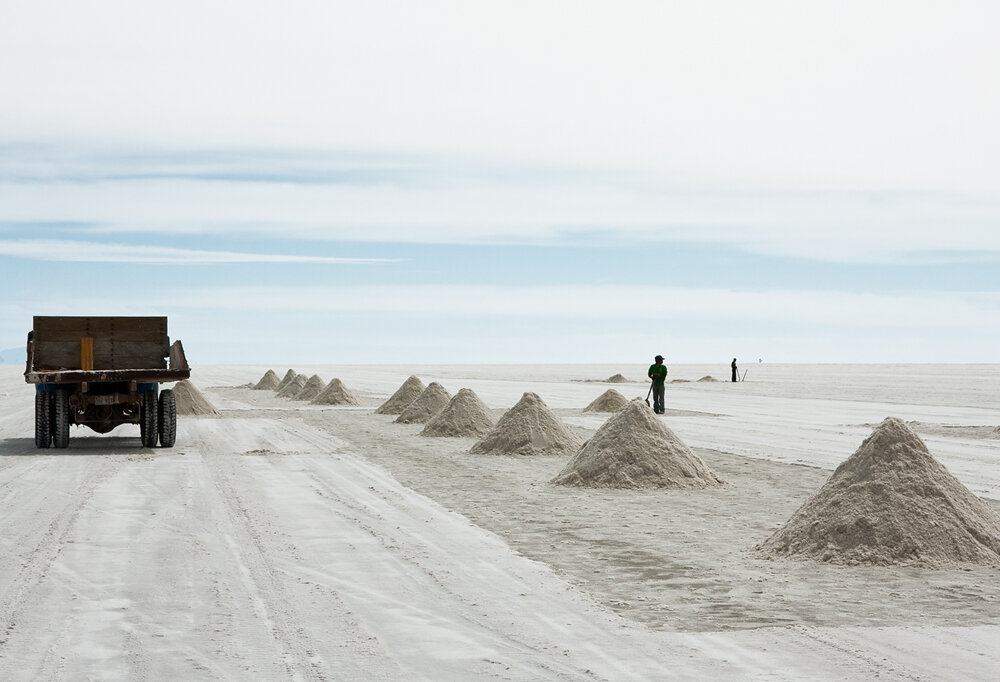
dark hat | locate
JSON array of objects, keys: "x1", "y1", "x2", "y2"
[{"x1": 654, "y1": 355, "x2": 663, "y2": 360}]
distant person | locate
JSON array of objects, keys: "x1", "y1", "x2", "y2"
[
  {"x1": 731, "y1": 358, "x2": 738, "y2": 382},
  {"x1": 648, "y1": 354, "x2": 668, "y2": 414}
]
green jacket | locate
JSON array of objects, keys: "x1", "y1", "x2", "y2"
[{"x1": 648, "y1": 363, "x2": 668, "y2": 385}]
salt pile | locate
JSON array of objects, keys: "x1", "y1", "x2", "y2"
[
  {"x1": 471, "y1": 392, "x2": 582, "y2": 457},
  {"x1": 697, "y1": 376, "x2": 718, "y2": 382},
  {"x1": 293, "y1": 374, "x2": 326, "y2": 401},
  {"x1": 253, "y1": 369, "x2": 280, "y2": 390},
  {"x1": 552, "y1": 398, "x2": 721, "y2": 488},
  {"x1": 756, "y1": 417, "x2": 1000, "y2": 567},
  {"x1": 584, "y1": 389, "x2": 628, "y2": 413},
  {"x1": 276, "y1": 374, "x2": 307, "y2": 398},
  {"x1": 376, "y1": 376, "x2": 426, "y2": 415},
  {"x1": 312, "y1": 378, "x2": 360, "y2": 405},
  {"x1": 421, "y1": 388, "x2": 495, "y2": 437},
  {"x1": 274, "y1": 369, "x2": 299, "y2": 392},
  {"x1": 172, "y1": 380, "x2": 221, "y2": 416},
  {"x1": 395, "y1": 382, "x2": 451, "y2": 424},
  {"x1": 607, "y1": 373, "x2": 629, "y2": 383}
]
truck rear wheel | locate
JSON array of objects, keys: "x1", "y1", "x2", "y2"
[
  {"x1": 140, "y1": 390, "x2": 159, "y2": 448},
  {"x1": 158, "y1": 389, "x2": 177, "y2": 448},
  {"x1": 52, "y1": 390, "x2": 70, "y2": 448},
  {"x1": 35, "y1": 392, "x2": 52, "y2": 448}
]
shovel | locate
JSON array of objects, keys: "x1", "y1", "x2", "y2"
[{"x1": 644, "y1": 382, "x2": 653, "y2": 406}]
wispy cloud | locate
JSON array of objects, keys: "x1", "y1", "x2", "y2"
[{"x1": 0, "y1": 239, "x2": 397, "y2": 265}]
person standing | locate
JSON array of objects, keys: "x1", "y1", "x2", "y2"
[
  {"x1": 648, "y1": 354, "x2": 668, "y2": 414},
  {"x1": 731, "y1": 358, "x2": 738, "y2": 382}
]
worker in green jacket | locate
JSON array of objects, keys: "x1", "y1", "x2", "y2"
[{"x1": 648, "y1": 354, "x2": 668, "y2": 414}]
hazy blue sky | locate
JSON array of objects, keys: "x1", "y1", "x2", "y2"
[{"x1": 2, "y1": 2, "x2": 998, "y2": 363}]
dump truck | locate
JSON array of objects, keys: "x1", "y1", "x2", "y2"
[{"x1": 24, "y1": 316, "x2": 191, "y2": 448}]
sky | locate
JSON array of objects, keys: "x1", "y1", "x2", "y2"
[{"x1": 1, "y1": 1, "x2": 999, "y2": 364}]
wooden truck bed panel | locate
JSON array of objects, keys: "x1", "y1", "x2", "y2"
[{"x1": 32, "y1": 316, "x2": 169, "y2": 372}]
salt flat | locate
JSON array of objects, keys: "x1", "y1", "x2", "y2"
[{"x1": 0, "y1": 363, "x2": 998, "y2": 680}]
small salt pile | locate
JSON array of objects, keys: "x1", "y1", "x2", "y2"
[
  {"x1": 293, "y1": 374, "x2": 326, "y2": 401},
  {"x1": 276, "y1": 374, "x2": 307, "y2": 398},
  {"x1": 253, "y1": 369, "x2": 280, "y2": 390},
  {"x1": 471, "y1": 392, "x2": 582, "y2": 456},
  {"x1": 395, "y1": 382, "x2": 451, "y2": 424},
  {"x1": 376, "y1": 376, "x2": 426, "y2": 415},
  {"x1": 756, "y1": 417, "x2": 1000, "y2": 567},
  {"x1": 172, "y1": 380, "x2": 221, "y2": 416},
  {"x1": 274, "y1": 369, "x2": 299, "y2": 393},
  {"x1": 553, "y1": 398, "x2": 721, "y2": 489},
  {"x1": 584, "y1": 389, "x2": 628, "y2": 413},
  {"x1": 312, "y1": 378, "x2": 360, "y2": 405},
  {"x1": 606, "y1": 373, "x2": 629, "y2": 383},
  {"x1": 421, "y1": 388, "x2": 495, "y2": 437}
]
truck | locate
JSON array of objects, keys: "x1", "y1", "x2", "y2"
[{"x1": 24, "y1": 316, "x2": 191, "y2": 449}]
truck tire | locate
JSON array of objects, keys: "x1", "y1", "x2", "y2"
[
  {"x1": 158, "y1": 389, "x2": 177, "y2": 448},
  {"x1": 35, "y1": 392, "x2": 52, "y2": 448},
  {"x1": 52, "y1": 390, "x2": 70, "y2": 448},
  {"x1": 140, "y1": 390, "x2": 159, "y2": 448}
]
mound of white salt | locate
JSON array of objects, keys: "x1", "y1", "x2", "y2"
[
  {"x1": 471, "y1": 392, "x2": 582, "y2": 457},
  {"x1": 421, "y1": 388, "x2": 495, "y2": 437},
  {"x1": 253, "y1": 369, "x2": 281, "y2": 390},
  {"x1": 756, "y1": 417, "x2": 1000, "y2": 567},
  {"x1": 376, "y1": 376, "x2": 426, "y2": 415},
  {"x1": 276, "y1": 374, "x2": 307, "y2": 398},
  {"x1": 607, "y1": 373, "x2": 629, "y2": 383},
  {"x1": 552, "y1": 398, "x2": 721, "y2": 489},
  {"x1": 274, "y1": 369, "x2": 299, "y2": 392},
  {"x1": 395, "y1": 382, "x2": 451, "y2": 424},
  {"x1": 584, "y1": 389, "x2": 628, "y2": 413},
  {"x1": 172, "y1": 380, "x2": 221, "y2": 416},
  {"x1": 293, "y1": 374, "x2": 325, "y2": 401},
  {"x1": 697, "y1": 375, "x2": 718, "y2": 382},
  {"x1": 312, "y1": 378, "x2": 359, "y2": 405}
]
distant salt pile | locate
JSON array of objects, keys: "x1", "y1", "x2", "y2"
[
  {"x1": 172, "y1": 380, "x2": 220, "y2": 416},
  {"x1": 276, "y1": 374, "x2": 307, "y2": 398},
  {"x1": 312, "y1": 378, "x2": 360, "y2": 405},
  {"x1": 253, "y1": 369, "x2": 280, "y2": 390},
  {"x1": 607, "y1": 373, "x2": 629, "y2": 383},
  {"x1": 697, "y1": 376, "x2": 718, "y2": 382},
  {"x1": 584, "y1": 389, "x2": 628, "y2": 413},
  {"x1": 471, "y1": 392, "x2": 582, "y2": 457},
  {"x1": 421, "y1": 388, "x2": 495, "y2": 437},
  {"x1": 395, "y1": 382, "x2": 451, "y2": 424},
  {"x1": 552, "y1": 399, "x2": 721, "y2": 489},
  {"x1": 376, "y1": 376, "x2": 426, "y2": 415},
  {"x1": 756, "y1": 417, "x2": 1000, "y2": 567},
  {"x1": 274, "y1": 369, "x2": 299, "y2": 393},
  {"x1": 293, "y1": 374, "x2": 326, "y2": 401}
]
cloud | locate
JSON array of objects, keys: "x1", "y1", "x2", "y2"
[{"x1": 0, "y1": 239, "x2": 397, "y2": 265}]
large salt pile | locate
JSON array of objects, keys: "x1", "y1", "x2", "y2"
[
  {"x1": 293, "y1": 374, "x2": 325, "y2": 401},
  {"x1": 312, "y1": 378, "x2": 360, "y2": 405},
  {"x1": 552, "y1": 398, "x2": 721, "y2": 488},
  {"x1": 253, "y1": 369, "x2": 280, "y2": 390},
  {"x1": 756, "y1": 417, "x2": 1000, "y2": 567},
  {"x1": 376, "y1": 376, "x2": 426, "y2": 414},
  {"x1": 276, "y1": 374, "x2": 307, "y2": 398},
  {"x1": 421, "y1": 388, "x2": 495, "y2": 437},
  {"x1": 172, "y1": 380, "x2": 221, "y2": 416},
  {"x1": 274, "y1": 369, "x2": 298, "y2": 392},
  {"x1": 584, "y1": 389, "x2": 628, "y2": 413},
  {"x1": 471, "y1": 392, "x2": 582, "y2": 456},
  {"x1": 395, "y1": 382, "x2": 451, "y2": 424},
  {"x1": 607, "y1": 373, "x2": 629, "y2": 383}
]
